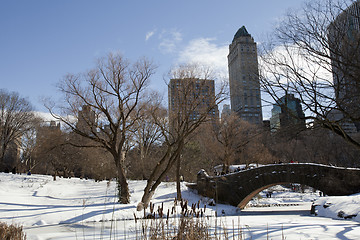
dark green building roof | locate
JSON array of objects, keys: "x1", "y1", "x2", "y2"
[{"x1": 233, "y1": 26, "x2": 251, "y2": 41}]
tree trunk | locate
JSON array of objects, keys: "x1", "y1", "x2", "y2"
[
  {"x1": 116, "y1": 162, "x2": 130, "y2": 204},
  {"x1": 137, "y1": 141, "x2": 184, "y2": 211},
  {"x1": 137, "y1": 189, "x2": 155, "y2": 211},
  {"x1": 139, "y1": 144, "x2": 146, "y2": 180},
  {"x1": 222, "y1": 163, "x2": 229, "y2": 174},
  {"x1": 53, "y1": 170, "x2": 57, "y2": 181},
  {"x1": 0, "y1": 143, "x2": 7, "y2": 170},
  {"x1": 176, "y1": 154, "x2": 182, "y2": 200}
]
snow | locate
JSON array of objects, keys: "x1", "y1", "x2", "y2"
[
  {"x1": 0, "y1": 172, "x2": 360, "y2": 239},
  {"x1": 213, "y1": 164, "x2": 261, "y2": 174},
  {"x1": 314, "y1": 194, "x2": 360, "y2": 221}
]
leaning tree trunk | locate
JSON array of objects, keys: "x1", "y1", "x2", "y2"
[
  {"x1": 137, "y1": 151, "x2": 173, "y2": 211},
  {"x1": 137, "y1": 141, "x2": 184, "y2": 211}
]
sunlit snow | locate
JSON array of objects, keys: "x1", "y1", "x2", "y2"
[{"x1": 0, "y1": 172, "x2": 359, "y2": 239}]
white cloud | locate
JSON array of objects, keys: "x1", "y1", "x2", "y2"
[
  {"x1": 177, "y1": 38, "x2": 228, "y2": 77},
  {"x1": 34, "y1": 111, "x2": 57, "y2": 122},
  {"x1": 158, "y1": 29, "x2": 183, "y2": 53},
  {"x1": 259, "y1": 44, "x2": 334, "y2": 119},
  {"x1": 145, "y1": 30, "x2": 156, "y2": 41},
  {"x1": 260, "y1": 44, "x2": 332, "y2": 85}
]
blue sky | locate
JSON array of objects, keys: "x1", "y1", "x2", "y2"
[{"x1": 0, "y1": 0, "x2": 304, "y2": 117}]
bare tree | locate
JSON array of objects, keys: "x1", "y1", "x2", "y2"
[
  {"x1": 23, "y1": 119, "x2": 71, "y2": 176},
  {"x1": 47, "y1": 53, "x2": 156, "y2": 203},
  {"x1": 211, "y1": 114, "x2": 256, "y2": 173},
  {"x1": 260, "y1": 0, "x2": 360, "y2": 149},
  {"x1": 33, "y1": 125, "x2": 71, "y2": 179},
  {"x1": 204, "y1": 113, "x2": 275, "y2": 174},
  {"x1": 20, "y1": 117, "x2": 42, "y2": 171},
  {"x1": 137, "y1": 63, "x2": 227, "y2": 210},
  {"x1": 31, "y1": 123, "x2": 116, "y2": 181},
  {"x1": 132, "y1": 99, "x2": 163, "y2": 179},
  {"x1": 0, "y1": 89, "x2": 35, "y2": 171}
]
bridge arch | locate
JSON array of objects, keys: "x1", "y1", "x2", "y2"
[
  {"x1": 238, "y1": 183, "x2": 285, "y2": 209},
  {"x1": 195, "y1": 163, "x2": 360, "y2": 209}
]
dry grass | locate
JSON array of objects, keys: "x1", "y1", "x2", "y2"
[
  {"x1": 132, "y1": 198, "x2": 245, "y2": 240},
  {"x1": 0, "y1": 222, "x2": 26, "y2": 240},
  {"x1": 141, "y1": 216, "x2": 213, "y2": 240}
]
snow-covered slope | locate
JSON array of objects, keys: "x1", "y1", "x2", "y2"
[{"x1": 0, "y1": 172, "x2": 229, "y2": 227}]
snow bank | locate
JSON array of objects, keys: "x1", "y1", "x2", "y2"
[{"x1": 314, "y1": 194, "x2": 360, "y2": 222}]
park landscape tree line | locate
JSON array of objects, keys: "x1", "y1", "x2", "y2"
[{"x1": 0, "y1": 0, "x2": 360, "y2": 209}]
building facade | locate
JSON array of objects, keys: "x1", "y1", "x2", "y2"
[
  {"x1": 327, "y1": 109, "x2": 357, "y2": 134},
  {"x1": 168, "y1": 78, "x2": 218, "y2": 129},
  {"x1": 228, "y1": 26, "x2": 262, "y2": 125},
  {"x1": 270, "y1": 94, "x2": 306, "y2": 132},
  {"x1": 221, "y1": 104, "x2": 231, "y2": 119},
  {"x1": 76, "y1": 105, "x2": 96, "y2": 134},
  {"x1": 328, "y1": 0, "x2": 360, "y2": 131}
]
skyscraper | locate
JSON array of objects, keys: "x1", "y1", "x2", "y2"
[
  {"x1": 228, "y1": 26, "x2": 262, "y2": 125},
  {"x1": 328, "y1": 0, "x2": 360, "y2": 131},
  {"x1": 168, "y1": 78, "x2": 218, "y2": 130},
  {"x1": 270, "y1": 93, "x2": 306, "y2": 132}
]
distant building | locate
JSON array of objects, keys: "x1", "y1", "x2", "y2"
[
  {"x1": 270, "y1": 94, "x2": 305, "y2": 132},
  {"x1": 221, "y1": 104, "x2": 231, "y2": 119},
  {"x1": 327, "y1": 109, "x2": 357, "y2": 134},
  {"x1": 37, "y1": 120, "x2": 60, "y2": 133},
  {"x1": 48, "y1": 120, "x2": 61, "y2": 130},
  {"x1": 35, "y1": 120, "x2": 62, "y2": 147},
  {"x1": 328, "y1": 0, "x2": 360, "y2": 131},
  {"x1": 228, "y1": 26, "x2": 262, "y2": 125},
  {"x1": 37, "y1": 120, "x2": 61, "y2": 133},
  {"x1": 168, "y1": 78, "x2": 219, "y2": 129},
  {"x1": 76, "y1": 105, "x2": 96, "y2": 134}
]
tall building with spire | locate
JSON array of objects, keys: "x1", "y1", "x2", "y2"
[{"x1": 227, "y1": 26, "x2": 262, "y2": 125}]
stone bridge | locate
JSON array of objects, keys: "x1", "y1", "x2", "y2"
[{"x1": 193, "y1": 163, "x2": 360, "y2": 209}]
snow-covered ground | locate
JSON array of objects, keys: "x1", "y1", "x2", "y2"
[{"x1": 0, "y1": 172, "x2": 359, "y2": 239}]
